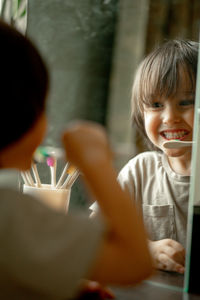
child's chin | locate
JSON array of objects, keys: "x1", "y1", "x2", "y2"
[{"x1": 165, "y1": 148, "x2": 190, "y2": 157}]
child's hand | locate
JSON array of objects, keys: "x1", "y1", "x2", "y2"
[
  {"x1": 62, "y1": 121, "x2": 113, "y2": 172},
  {"x1": 148, "y1": 239, "x2": 185, "y2": 274}
]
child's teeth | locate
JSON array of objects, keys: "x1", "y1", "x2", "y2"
[{"x1": 164, "y1": 131, "x2": 185, "y2": 139}]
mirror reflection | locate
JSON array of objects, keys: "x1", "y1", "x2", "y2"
[
  {"x1": 117, "y1": 38, "x2": 197, "y2": 273},
  {"x1": 25, "y1": 0, "x2": 200, "y2": 289},
  {"x1": 1, "y1": 0, "x2": 199, "y2": 294}
]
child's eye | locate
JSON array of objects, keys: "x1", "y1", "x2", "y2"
[
  {"x1": 151, "y1": 102, "x2": 163, "y2": 108},
  {"x1": 144, "y1": 101, "x2": 163, "y2": 111},
  {"x1": 179, "y1": 99, "x2": 194, "y2": 106}
]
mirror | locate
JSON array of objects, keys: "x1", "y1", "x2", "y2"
[
  {"x1": 184, "y1": 41, "x2": 200, "y2": 293},
  {"x1": 4, "y1": 0, "x2": 199, "y2": 292}
]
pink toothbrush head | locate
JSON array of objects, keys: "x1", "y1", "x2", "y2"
[{"x1": 47, "y1": 157, "x2": 55, "y2": 167}]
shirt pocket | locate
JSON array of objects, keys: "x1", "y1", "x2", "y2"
[{"x1": 142, "y1": 204, "x2": 176, "y2": 241}]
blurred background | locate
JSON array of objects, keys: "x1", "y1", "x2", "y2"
[{"x1": 0, "y1": 0, "x2": 200, "y2": 209}]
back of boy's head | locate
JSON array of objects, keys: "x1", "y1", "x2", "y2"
[
  {"x1": 0, "y1": 20, "x2": 49, "y2": 151},
  {"x1": 131, "y1": 39, "x2": 199, "y2": 150}
]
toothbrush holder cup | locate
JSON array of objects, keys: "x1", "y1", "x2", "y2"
[{"x1": 23, "y1": 184, "x2": 71, "y2": 213}]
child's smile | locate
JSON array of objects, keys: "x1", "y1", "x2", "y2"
[
  {"x1": 144, "y1": 97, "x2": 194, "y2": 159},
  {"x1": 160, "y1": 129, "x2": 190, "y2": 141},
  {"x1": 144, "y1": 97, "x2": 194, "y2": 157},
  {"x1": 143, "y1": 69, "x2": 195, "y2": 159}
]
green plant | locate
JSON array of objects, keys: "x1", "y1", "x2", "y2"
[{"x1": 0, "y1": 0, "x2": 27, "y2": 33}]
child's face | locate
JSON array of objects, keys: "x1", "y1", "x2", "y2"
[{"x1": 143, "y1": 73, "x2": 194, "y2": 157}]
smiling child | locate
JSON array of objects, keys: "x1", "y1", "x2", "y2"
[{"x1": 118, "y1": 40, "x2": 198, "y2": 274}]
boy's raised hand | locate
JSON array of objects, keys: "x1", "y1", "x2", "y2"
[
  {"x1": 148, "y1": 239, "x2": 185, "y2": 274},
  {"x1": 62, "y1": 121, "x2": 113, "y2": 172},
  {"x1": 62, "y1": 120, "x2": 152, "y2": 285}
]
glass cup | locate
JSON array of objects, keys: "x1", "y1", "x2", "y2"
[{"x1": 23, "y1": 184, "x2": 71, "y2": 213}]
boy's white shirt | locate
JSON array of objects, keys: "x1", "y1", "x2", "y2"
[{"x1": 90, "y1": 151, "x2": 189, "y2": 247}]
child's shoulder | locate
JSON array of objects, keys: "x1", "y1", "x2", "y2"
[
  {"x1": 119, "y1": 151, "x2": 163, "y2": 176},
  {"x1": 118, "y1": 151, "x2": 164, "y2": 187},
  {"x1": 128, "y1": 150, "x2": 163, "y2": 166}
]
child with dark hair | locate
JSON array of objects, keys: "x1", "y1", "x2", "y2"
[
  {"x1": 90, "y1": 39, "x2": 198, "y2": 274},
  {"x1": 0, "y1": 20, "x2": 151, "y2": 299},
  {"x1": 0, "y1": 20, "x2": 48, "y2": 156},
  {"x1": 118, "y1": 40, "x2": 198, "y2": 274}
]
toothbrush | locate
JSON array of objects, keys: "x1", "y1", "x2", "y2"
[
  {"x1": 55, "y1": 162, "x2": 69, "y2": 188},
  {"x1": 163, "y1": 140, "x2": 194, "y2": 149},
  {"x1": 60, "y1": 166, "x2": 78, "y2": 189},
  {"x1": 25, "y1": 170, "x2": 34, "y2": 186},
  {"x1": 61, "y1": 170, "x2": 80, "y2": 190},
  {"x1": 21, "y1": 172, "x2": 30, "y2": 186},
  {"x1": 31, "y1": 163, "x2": 42, "y2": 187},
  {"x1": 47, "y1": 156, "x2": 57, "y2": 188}
]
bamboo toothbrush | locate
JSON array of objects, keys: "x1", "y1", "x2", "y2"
[
  {"x1": 25, "y1": 170, "x2": 34, "y2": 186},
  {"x1": 55, "y1": 162, "x2": 69, "y2": 188},
  {"x1": 31, "y1": 162, "x2": 42, "y2": 187},
  {"x1": 46, "y1": 156, "x2": 57, "y2": 188},
  {"x1": 60, "y1": 166, "x2": 79, "y2": 189},
  {"x1": 61, "y1": 169, "x2": 80, "y2": 190},
  {"x1": 163, "y1": 140, "x2": 194, "y2": 149},
  {"x1": 21, "y1": 172, "x2": 30, "y2": 186}
]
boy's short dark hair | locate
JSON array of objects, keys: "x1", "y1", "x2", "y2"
[
  {"x1": 0, "y1": 20, "x2": 49, "y2": 151},
  {"x1": 131, "y1": 39, "x2": 199, "y2": 150}
]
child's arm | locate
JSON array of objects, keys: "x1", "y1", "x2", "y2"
[
  {"x1": 62, "y1": 121, "x2": 152, "y2": 285},
  {"x1": 148, "y1": 239, "x2": 185, "y2": 274}
]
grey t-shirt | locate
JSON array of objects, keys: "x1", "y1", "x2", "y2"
[
  {"x1": 118, "y1": 151, "x2": 189, "y2": 247},
  {"x1": 0, "y1": 188, "x2": 104, "y2": 299}
]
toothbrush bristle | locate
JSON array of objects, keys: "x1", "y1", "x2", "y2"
[
  {"x1": 67, "y1": 165, "x2": 76, "y2": 174},
  {"x1": 34, "y1": 146, "x2": 64, "y2": 163},
  {"x1": 47, "y1": 157, "x2": 55, "y2": 167},
  {"x1": 34, "y1": 151, "x2": 44, "y2": 163},
  {"x1": 38, "y1": 147, "x2": 50, "y2": 157},
  {"x1": 34, "y1": 147, "x2": 50, "y2": 162}
]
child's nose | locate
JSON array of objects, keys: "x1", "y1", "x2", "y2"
[{"x1": 162, "y1": 106, "x2": 180, "y2": 124}]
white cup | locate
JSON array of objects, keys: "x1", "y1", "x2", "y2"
[{"x1": 23, "y1": 184, "x2": 71, "y2": 213}]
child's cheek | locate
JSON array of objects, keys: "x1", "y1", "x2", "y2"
[
  {"x1": 144, "y1": 111, "x2": 161, "y2": 144},
  {"x1": 144, "y1": 113, "x2": 154, "y2": 138},
  {"x1": 144, "y1": 112, "x2": 154, "y2": 130},
  {"x1": 184, "y1": 108, "x2": 194, "y2": 129}
]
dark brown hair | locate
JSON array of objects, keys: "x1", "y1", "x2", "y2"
[
  {"x1": 131, "y1": 39, "x2": 198, "y2": 150},
  {"x1": 0, "y1": 20, "x2": 49, "y2": 150}
]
